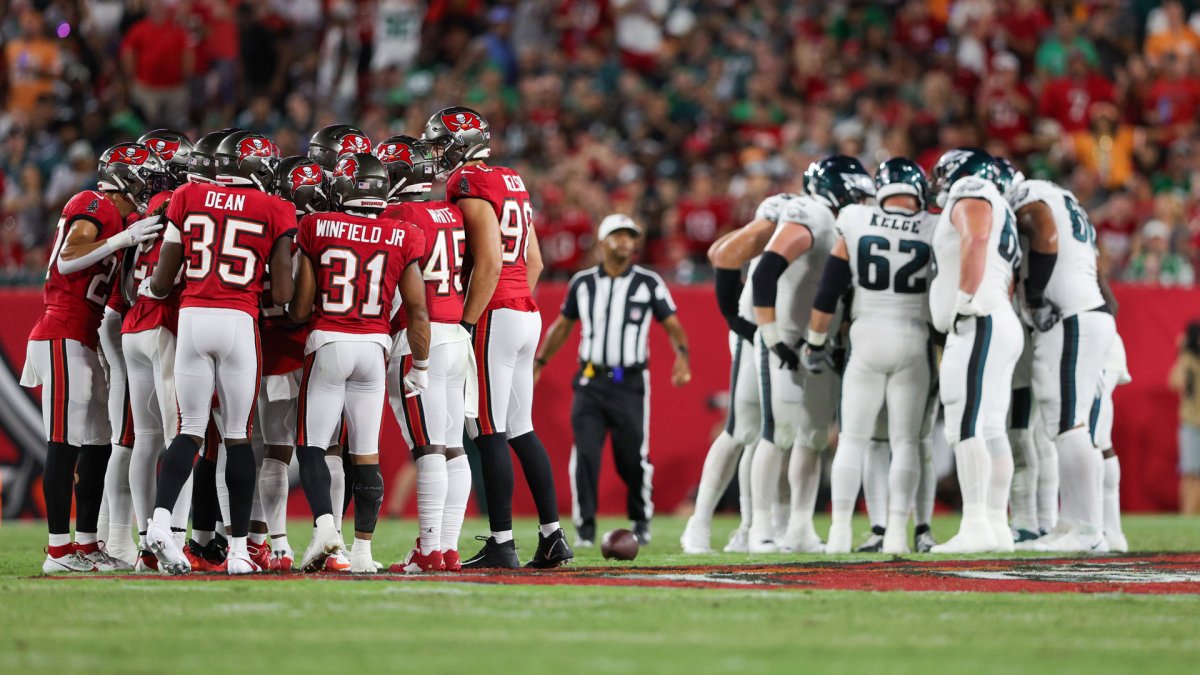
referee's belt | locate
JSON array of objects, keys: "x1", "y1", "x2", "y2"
[{"x1": 578, "y1": 362, "x2": 645, "y2": 383}]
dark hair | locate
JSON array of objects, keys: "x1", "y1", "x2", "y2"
[{"x1": 1186, "y1": 321, "x2": 1200, "y2": 355}]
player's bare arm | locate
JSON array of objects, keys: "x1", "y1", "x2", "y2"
[
  {"x1": 268, "y1": 236, "x2": 295, "y2": 307},
  {"x1": 801, "y1": 235, "x2": 850, "y2": 373},
  {"x1": 286, "y1": 253, "x2": 316, "y2": 324},
  {"x1": 661, "y1": 314, "x2": 691, "y2": 387},
  {"x1": 533, "y1": 313, "x2": 577, "y2": 384},
  {"x1": 399, "y1": 262, "x2": 431, "y2": 363},
  {"x1": 950, "y1": 198, "x2": 992, "y2": 297},
  {"x1": 458, "y1": 197, "x2": 502, "y2": 326},
  {"x1": 147, "y1": 238, "x2": 183, "y2": 298},
  {"x1": 525, "y1": 224, "x2": 544, "y2": 293}
]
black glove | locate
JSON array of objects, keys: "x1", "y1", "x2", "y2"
[
  {"x1": 771, "y1": 341, "x2": 801, "y2": 371},
  {"x1": 728, "y1": 316, "x2": 757, "y2": 344}
]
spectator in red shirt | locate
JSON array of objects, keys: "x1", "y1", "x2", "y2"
[
  {"x1": 1144, "y1": 51, "x2": 1200, "y2": 145},
  {"x1": 668, "y1": 167, "x2": 732, "y2": 263},
  {"x1": 539, "y1": 188, "x2": 597, "y2": 278},
  {"x1": 1001, "y1": 0, "x2": 1052, "y2": 63},
  {"x1": 120, "y1": 0, "x2": 194, "y2": 126},
  {"x1": 977, "y1": 52, "x2": 1035, "y2": 155},
  {"x1": 1038, "y1": 50, "x2": 1115, "y2": 133}
]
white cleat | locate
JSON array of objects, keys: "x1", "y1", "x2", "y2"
[
  {"x1": 929, "y1": 521, "x2": 998, "y2": 554},
  {"x1": 824, "y1": 522, "x2": 853, "y2": 554},
  {"x1": 301, "y1": 521, "x2": 344, "y2": 573},
  {"x1": 989, "y1": 520, "x2": 1015, "y2": 553},
  {"x1": 723, "y1": 526, "x2": 749, "y2": 553},
  {"x1": 42, "y1": 545, "x2": 97, "y2": 574},
  {"x1": 349, "y1": 546, "x2": 377, "y2": 574},
  {"x1": 778, "y1": 526, "x2": 824, "y2": 553},
  {"x1": 226, "y1": 551, "x2": 261, "y2": 575},
  {"x1": 82, "y1": 543, "x2": 135, "y2": 571},
  {"x1": 881, "y1": 528, "x2": 911, "y2": 555},
  {"x1": 680, "y1": 517, "x2": 713, "y2": 554},
  {"x1": 1106, "y1": 531, "x2": 1129, "y2": 553},
  {"x1": 147, "y1": 521, "x2": 191, "y2": 575},
  {"x1": 747, "y1": 529, "x2": 780, "y2": 554},
  {"x1": 1032, "y1": 528, "x2": 1109, "y2": 553}
]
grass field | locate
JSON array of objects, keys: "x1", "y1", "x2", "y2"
[{"x1": 2, "y1": 514, "x2": 1200, "y2": 674}]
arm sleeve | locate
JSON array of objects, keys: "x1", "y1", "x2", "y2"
[
  {"x1": 1023, "y1": 250, "x2": 1056, "y2": 306},
  {"x1": 812, "y1": 255, "x2": 852, "y2": 314},
  {"x1": 751, "y1": 250, "x2": 789, "y2": 309},
  {"x1": 714, "y1": 267, "x2": 743, "y2": 319}
]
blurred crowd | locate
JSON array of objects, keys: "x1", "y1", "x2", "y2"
[{"x1": 4, "y1": 0, "x2": 1200, "y2": 285}]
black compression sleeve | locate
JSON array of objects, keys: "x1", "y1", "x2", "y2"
[
  {"x1": 751, "y1": 251, "x2": 789, "y2": 309},
  {"x1": 715, "y1": 268, "x2": 743, "y2": 319},
  {"x1": 1024, "y1": 250, "x2": 1057, "y2": 306},
  {"x1": 813, "y1": 255, "x2": 852, "y2": 314}
]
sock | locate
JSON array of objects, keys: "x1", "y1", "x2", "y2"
[
  {"x1": 76, "y1": 531, "x2": 97, "y2": 546},
  {"x1": 887, "y1": 440, "x2": 920, "y2": 523},
  {"x1": 251, "y1": 440, "x2": 268, "y2": 527},
  {"x1": 1034, "y1": 418, "x2": 1059, "y2": 531},
  {"x1": 787, "y1": 445, "x2": 820, "y2": 533},
  {"x1": 509, "y1": 432, "x2": 560, "y2": 525},
  {"x1": 129, "y1": 431, "x2": 165, "y2": 532},
  {"x1": 1056, "y1": 427, "x2": 1101, "y2": 535},
  {"x1": 154, "y1": 435, "x2": 198, "y2": 514},
  {"x1": 224, "y1": 443, "x2": 257, "y2": 539},
  {"x1": 748, "y1": 439, "x2": 781, "y2": 538},
  {"x1": 216, "y1": 447, "x2": 231, "y2": 528},
  {"x1": 249, "y1": 532, "x2": 267, "y2": 546},
  {"x1": 830, "y1": 436, "x2": 866, "y2": 532},
  {"x1": 352, "y1": 462, "x2": 385, "y2": 535},
  {"x1": 95, "y1": 508, "x2": 109, "y2": 548},
  {"x1": 48, "y1": 532, "x2": 71, "y2": 549},
  {"x1": 1103, "y1": 454, "x2": 1122, "y2": 537},
  {"x1": 171, "y1": 473, "x2": 193, "y2": 533},
  {"x1": 772, "y1": 466, "x2": 790, "y2": 535},
  {"x1": 737, "y1": 441, "x2": 754, "y2": 530},
  {"x1": 1008, "y1": 428, "x2": 1038, "y2": 532},
  {"x1": 298, "y1": 446, "x2": 334, "y2": 519},
  {"x1": 539, "y1": 521, "x2": 561, "y2": 537},
  {"x1": 491, "y1": 530, "x2": 513, "y2": 543},
  {"x1": 476, "y1": 433, "x2": 515, "y2": 532},
  {"x1": 74, "y1": 444, "x2": 112, "y2": 535},
  {"x1": 953, "y1": 436, "x2": 991, "y2": 524},
  {"x1": 191, "y1": 455, "x2": 220, "y2": 538},
  {"x1": 229, "y1": 535, "x2": 248, "y2": 558},
  {"x1": 693, "y1": 432, "x2": 741, "y2": 523},
  {"x1": 441, "y1": 455, "x2": 471, "y2": 552},
  {"x1": 862, "y1": 440, "x2": 889, "y2": 529},
  {"x1": 415, "y1": 455, "x2": 448, "y2": 554},
  {"x1": 342, "y1": 450, "x2": 354, "y2": 514},
  {"x1": 259, "y1": 458, "x2": 290, "y2": 538},
  {"x1": 325, "y1": 455, "x2": 345, "y2": 532},
  {"x1": 916, "y1": 437, "x2": 935, "y2": 527},
  {"x1": 352, "y1": 537, "x2": 372, "y2": 558},
  {"x1": 102, "y1": 444, "x2": 134, "y2": 552},
  {"x1": 985, "y1": 436, "x2": 1014, "y2": 516},
  {"x1": 44, "y1": 442, "x2": 80, "y2": 537},
  {"x1": 272, "y1": 534, "x2": 292, "y2": 554}
]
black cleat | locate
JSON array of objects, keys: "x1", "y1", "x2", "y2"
[
  {"x1": 525, "y1": 528, "x2": 574, "y2": 569},
  {"x1": 201, "y1": 538, "x2": 228, "y2": 566},
  {"x1": 576, "y1": 519, "x2": 596, "y2": 547},
  {"x1": 913, "y1": 523, "x2": 937, "y2": 553},
  {"x1": 632, "y1": 520, "x2": 651, "y2": 545},
  {"x1": 856, "y1": 525, "x2": 885, "y2": 552},
  {"x1": 461, "y1": 536, "x2": 520, "y2": 570}
]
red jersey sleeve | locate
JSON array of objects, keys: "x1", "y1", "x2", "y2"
[
  {"x1": 272, "y1": 196, "x2": 299, "y2": 243},
  {"x1": 447, "y1": 167, "x2": 497, "y2": 206},
  {"x1": 403, "y1": 224, "x2": 426, "y2": 268},
  {"x1": 296, "y1": 213, "x2": 315, "y2": 257},
  {"x1": 63, "y1": 191, "x2": 124, "y2": 240},
  {"x1": 165, "y1": 184, "x2": 189, "y2": 227}
]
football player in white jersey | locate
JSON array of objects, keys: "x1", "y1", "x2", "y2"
[
  {"x1": 1003, "y1": 166, "x2": 1117, "y2": 552},
  {"x1": 747, "y1": 156, "x2": 873, "y2": 553},
  {"x1": 802, "y1": 158, "x2": 937, "y2": 554},
  {"x1": 926, "y1": 148, "x2": 1024, "y2": 554},
  {"x1": 680, "y1": 192, "x2": 797, "y2": 554}
]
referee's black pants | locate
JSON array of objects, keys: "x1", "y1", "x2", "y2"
[{"x1": 570, "y1": 369, "x2": 651, "y2": 533}]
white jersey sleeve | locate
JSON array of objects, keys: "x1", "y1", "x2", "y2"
[
  {"x1": 754, "y1": 193, "x2": 798, "y2": 224},
  {"x1": 772, "y1": 196, "x2": 837, "y2": 342}
]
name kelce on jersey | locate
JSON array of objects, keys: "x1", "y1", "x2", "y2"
[
  {"x1": 314, "y1": 218, "x2": 408, "y2": 247},
  {"x1": 870, "y1": 212, "x2": 925, "y2": 233}
]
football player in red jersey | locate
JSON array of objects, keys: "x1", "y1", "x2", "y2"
[
  {"x1": 22, "y1": 142, "x2": 171, "y2": 573},
  {"x1": 308, "y1": 124, "x2": 374, "y2": 174},
  {"x1": 424, "y1": 107, "x2": 572, "y2": 569},
  {"x1": 139, "y1": 130, "x2": 296, "y2": 575},
  {"x1": 377, "y1": 135, "x2": 473, "y2": 572},
  {"x1": 288, "y1": 153, "x2": 431, "y2": 573},
  {"x1": 252, "y1": 155, "x2": 330, "y2": 573}
]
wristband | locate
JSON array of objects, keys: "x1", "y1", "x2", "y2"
[
  {"x1": 759, "y1": 322, "x2": 781, "y2": 347},
  {"x1": 806, "y1": 329, "x2": 827, "y2": 348},
  {"x1": 412, "y1": 358, "x2": 429, "y2": 369}
]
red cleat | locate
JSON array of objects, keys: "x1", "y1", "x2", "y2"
[
  {"x1": 269, "y1": 550, "x2": 295, "y2": 572},
  {"x1": 135, "y1": 549, "x2": 159, "y2": 573},
  {"x1": 442, "y1": 549, "x2": 461, "y2": 572},
  {"x1": 389, "y1": 539, "x2": 445, "y2": 573},
  {"x1": 247, "y1": 540, "x2": 272, "y2": 570},
  {"x1": 322, "y1": 550, "x2": 352, "y2": 573}
]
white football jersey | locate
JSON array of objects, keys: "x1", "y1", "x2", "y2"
[
  {"x1": 1008, "y1": 179, "x2": 1104, "y2": 317},
  {"x1": 929, "y1": 176, "x2": 1021, "y2": 333},
  {"x1": 838, "y1": 203, "x2": 936, "y2": 323},
  {"x1": 739, "y1": 193, "x2": 801, "y2": 322},
  {"x1": 768, "y1": 195, "x2": 838, "y2": 342}
]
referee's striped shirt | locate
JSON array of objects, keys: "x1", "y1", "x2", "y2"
[{"x1": 562, "y1": 265, "x2": 677, "y2": 368}]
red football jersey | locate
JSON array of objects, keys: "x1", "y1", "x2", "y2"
[
  {"x1": 383, "y1": 200, "x2": 465, "y2": 332},
  {"x1": 29, "y1": 191, "x2": 126, "y2": 350},
  {"x1": 296, "y1": 211, "x2": 424, "y2": 340},
  {"x1": 166, "y1": 182, "x2": 297, "y2": 318},
  {"x1": 259, "y1": 244, "x2": 308, "y2": 376},
  {"x1": 446, "y1": 163, "x2": 538, "y2": 312},
  {"x1": 123, "y1": 190, "x2": 181, "y2": 334}
]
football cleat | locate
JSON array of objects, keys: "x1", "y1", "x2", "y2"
[
  {"x1": 322, "y1": 550, "x2": 352, "y2": 573},
  {"x1": 1029, "y1": 527, "x2": 1109, "y2": 553},
  {"x1": 135, "y1": 549, "x2": 159, "y2": 573},
  {"x1": 247, "y1": 540, "x2": 272, "y2": 571},
  {"x1": 79, "y1": 542, "x2": 133, "y2": 571},
  {"x1": 225, "y1": 550, "x2": 261, "y2": 575},
  {"x1": 269, "y1": 550, "x2": 295, "y2": 572},
  {"x1": 525, "y1": 529, "x2": 574, "y2": 569},
  {"x1": 1106, "y1": 531, "x2": 1129, "y2": 554},
  {"x1": 989, "y1": 517, "x2": 1015, "y2": 554},
  {"x1": 1013, "y1": 528, "x2": 1041, "y2": 543},
  {"x1": 913, "y1": 525, "x2": 938, "y2": 553},
  {"x1": 147, "y1": 521, "x2": 191, "y2": 575},
  {"x1": 390, "y1": 540, "x2": 445, "y2": 573},
  {"x1": 461, "y1": 536, "x2": 520, "y2": 570},
  {"x1": 1015, "y1": 523, "x2": 1069, "y2": 551},
  {"x1": 824, "y1": 522, "x2": 853, "y2": 554},
  {"x1": 679, "y1": 517, "x2": 713, "y2": 554},
  {"x1": 855, "y1": 526, "x2": 886, "y2": 552},
  {"x1": 778, "y1": 525, "x2": 824, "y2": 554},
  {"x1": 442, "y1": 549, "x2": 462, "y2": 572},
  {"x1": 42, "y1": 543, "x2": 97, "y2": 574},
  {"x1": 632, "y1": 520, "x2": 651, "y2": 546},
  {"x1": 747, "y1": 535, "x2": 780, "y2": 554},
  {"x1": 930, "y1": 520, "x2": 998, "y2": 554},
  {"x1": 723, "y1": 526, "x2": 749, "y2": 553},
  {"x1": 301, "y1": 521, "x2": 344, "y2": 573},
  {"x1": 576, "y1": 520, "x2": 596, "y2": 548}
]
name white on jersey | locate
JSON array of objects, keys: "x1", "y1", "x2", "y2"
[
  {"x1": 929, "y1": 177, "x2": 1020, "y2": 333},
  {"x1": 838, "y1": 204, "x2": 936, "y2": 323},
  {"x1": 1008, "y1": 179, "x2": 1104, "y2": 317}
]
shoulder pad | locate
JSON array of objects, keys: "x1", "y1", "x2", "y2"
[
  {"x1": 781, "y1": 195, "x2": 832, "y2": 227},
  {"x1": 948, "y1": 176, "x2": 1000, "y2": 204},
  {"x1": 753, "y1": 194, "x2": 789, "y2": 223},
  {"x1": 1008, "y1": 179, "x2": 1058, "y2": 212}
]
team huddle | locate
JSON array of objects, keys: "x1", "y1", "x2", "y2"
[
  {"x1": 26, "y1": 106, "x2": 574, "y2": 575},
  {"x1": 682, "y1": 148, "x2": 1129, "y2": 556}
]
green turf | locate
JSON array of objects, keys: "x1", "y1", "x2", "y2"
[{"x1": 2, "y1": 514, "x2": 1199, "y2": 674}]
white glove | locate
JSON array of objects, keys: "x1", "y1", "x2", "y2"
[
  {"x1": 137, "y1": 276, "x2": 168, "y2": 300},
  {"x1": 403, "y1": 359, "x2": 429, "y2": 398},
  {"x1": 110, "y1": 215, "x2": 164, "y2": 250}
]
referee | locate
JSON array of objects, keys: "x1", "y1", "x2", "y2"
[{"x1": 535, "y1": 214, "x2": 691, "y2": 547}]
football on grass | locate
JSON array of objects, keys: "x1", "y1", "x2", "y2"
[{"x1": 601, "y1": 529, "x2": 639, "y2": 561}]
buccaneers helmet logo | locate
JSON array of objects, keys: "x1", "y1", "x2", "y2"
[
  {"x1": 238, "y1": 137, "x2": 275, "y2": 160},
  {"x1": 339, "y1": 134, "x2": 372, "y2": 155},
  {"x1": 376, "y1": 143, "x2": 412, "y2": 166},
  {"x1": 109, "y1": 146, "x2": 150, "y2": 165},
  {"x1": 290, "y1": 164, "x2": 323, "y2": 192},
  {"x1": 149, "y1": 139, "x2": 180, "y2": 161},
  {"x1": 334, "y1": 156, "x2": 358, "y2": 179},
  {"x1": 442, "y1": 111, "x2": 483, "y2": 132}
]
